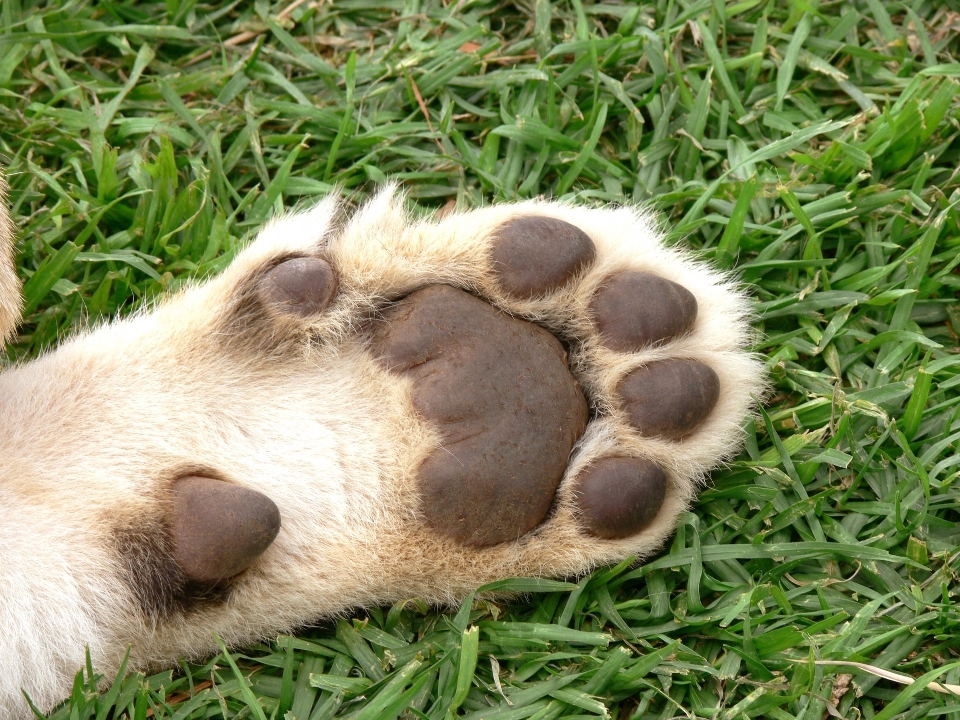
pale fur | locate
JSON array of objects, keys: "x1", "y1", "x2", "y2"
[
  {"x1": 0, "y1": 177, "x2": 19, "y2": 345},
  {"x1": 0, "y1": 186, "x2": 765, "y2": 718}
]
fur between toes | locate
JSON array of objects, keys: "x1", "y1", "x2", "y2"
[{"x1": 0, "y1": 186, "x2": 764, "y2": 718}]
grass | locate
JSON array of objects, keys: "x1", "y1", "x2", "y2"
[{"x1": 2, "y1": 0, "x2": 960, "y2": 717}]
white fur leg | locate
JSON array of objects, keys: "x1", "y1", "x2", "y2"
[
  {"x1": 0, "y1": 177, "x2": 21, "y2": 344},
  {"x1": 0, "y1": 187, "x2": 764, "y2": 718}
]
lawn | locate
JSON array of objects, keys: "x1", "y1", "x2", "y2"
[{"x1": 3, "y1": 0, "x2": 960, "y2": 718}]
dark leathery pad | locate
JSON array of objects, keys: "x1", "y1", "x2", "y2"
[
  {"x1": 170, "y1": 476, "x2": 281, "y2": 584},
  {"x1": 372, "y1": 285, "x2": 588, "y2": 547},
  {"x1": 591, "y1": 271, "x2": 698, "y2": 352},
  {"x1": 258, "y1": 256, "x2": 338, "y2": 317},
  {"x1": 619, "y1": 359, "x2": 720, "y2": 440},
  {"x1": 491, "y1": 216, "x2": 596, "y2": 298},
  {"x1": 575, "y1": 457, "x2": 667, "y2": 539}
]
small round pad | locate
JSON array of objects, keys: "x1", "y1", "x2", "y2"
[
  {"x1": 491, "y1": 216, "x2": 596, "y2": 298},
  {"x1": 372, "y1": 285, "x2": 588, "y2": 547},
  {"x1": 257, "y1": 257, "x2": 338, "y2": 318},
  {"x1": 618, "y1": 359, "x2": 720, "y2": 440},
  {"x1": 170, "y1": 476, "x2": 281, "y2": 584},
  {"x1": 591, "y1": 271, "x2": 698, "y2": 352},
  {"x1": 575, "y1": 457, "x2": 667, "y2": 539}
]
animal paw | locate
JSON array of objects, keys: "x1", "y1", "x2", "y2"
[{"x1": 0, "y1": 188, "x2": 764, "y2": 716}]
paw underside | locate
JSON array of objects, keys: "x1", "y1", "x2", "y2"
[
  {"x1": 163, "y1": 203, "x2": 757, "y2": 595},
  {"x1": 4, "y1": 196, "x2": 763, "y2": 716}
]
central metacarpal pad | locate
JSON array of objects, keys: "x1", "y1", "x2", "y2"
[{"x1": 371, "y1": 285, "x2": 588, "y2": 548}]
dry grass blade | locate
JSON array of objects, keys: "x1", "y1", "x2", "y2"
[{"x1": 814, "y1": 661, "x2": 960, "y2": 696}]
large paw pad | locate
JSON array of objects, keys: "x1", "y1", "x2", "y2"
[{"x1": 371, "y1": 285, "x2": 588, "y2": 547}]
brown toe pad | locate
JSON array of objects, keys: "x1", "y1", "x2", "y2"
[
  {"x1": 575, "y1": 457, "x2": 666, "y2": 539},
  {"x1": 491, "y1": 217, "x2": 596, "y2": 299},
  {"x1": 618, "y1": 359, "x2": 720, "y2": 440},
  {"x1": 591, "y1": 271, "x2": 697, "y2": 352},
  {"x1": 372, "y1": 285, "x2": 588, "y2": 547},
  {"x1": 170, "y1": 477, "x2": 281, "y2": 585},
  {"x1": 257, "y1": 257, "x2": 338, "y2": 318}
]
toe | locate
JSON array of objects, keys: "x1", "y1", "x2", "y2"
[
  {"x1": 618, "y1": 359, "x2": 719, "y2": 440},
  {"x1": 490, "y1": 217, "x2": 596, "y2": 298},
  {"x1": 591, "y1": 271, "x2": 697, "y2": 352},
  {"x1": 256, "y1": 257, "x2": 338, "y2": 317},
  {"x1": 575, "y1": 457, "x2": 666, "y2": 539}
]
